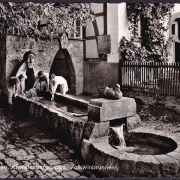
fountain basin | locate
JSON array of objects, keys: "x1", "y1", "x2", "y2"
[
  {"x1": 125, "y1": 132, "x2": 177, "y2": 155},
  {"x1": 12, "y1": 94, "x2": 89, "y2": 150},
  {"x1": 12, "y1": 95, "x2": 180, "y2": 177},
  {"x1": 89, "y1": 129, "x2": 180, "y2": 178}
]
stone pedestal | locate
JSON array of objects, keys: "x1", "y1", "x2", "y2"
[{"x1": 88, "y1": 97, "x2": 136, "y2": 122}]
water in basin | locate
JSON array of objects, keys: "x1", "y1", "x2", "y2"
[
  {"x1": 110, "y1": 126, "x2": 177, "y2": 155},
  {"x1": 125, "y1": 143, "x2": 170, "y2": 155},
  {"x1": 36, "y1": 98, "x2": 87, "y2": 117}
]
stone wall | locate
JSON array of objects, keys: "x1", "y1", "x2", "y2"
[
  {"x1": 83, "y1": 62, "x2": 119, "y2": 94},
  {"x1": 0, "y1": 36, "x2": 6, "y2": 90},
  {"x1": 0, "y1": 35, "x2": 84, "y2": 99}
]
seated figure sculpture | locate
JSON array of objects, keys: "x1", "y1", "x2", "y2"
[
  {"x1": 103, "y1": 84, "x2": 123, "y2": 99},
  {"x1": 49, "y1": 73, "x2": 69, "y2": 100}
]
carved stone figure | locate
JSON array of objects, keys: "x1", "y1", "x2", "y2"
[
  {"x1": 104, "y1": 84, "x2": 123, "y2": 99},
  {"x1": 16, "y1": 51, "x2": 37, "y2": 91}
]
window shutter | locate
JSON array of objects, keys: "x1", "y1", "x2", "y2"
[{"x1": 97, "y1": 35, "x2": 111, "y2": 55}]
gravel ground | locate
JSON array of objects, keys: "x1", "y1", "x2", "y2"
[{"x1": 137, "y1": 104, "x2": 180, "y2": 133}]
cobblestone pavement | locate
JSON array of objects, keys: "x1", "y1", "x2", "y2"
[{"x1": 0, "y1": 108, "x2": 96, "y2": 178}]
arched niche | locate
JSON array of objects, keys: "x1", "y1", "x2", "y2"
[{"x1": 8, "y1": 36, "x2": 84, "y2": 95}]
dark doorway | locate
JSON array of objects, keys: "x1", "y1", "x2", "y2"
[{"x1": 175, "y1": 42, "x2": 180, "y2": 63}]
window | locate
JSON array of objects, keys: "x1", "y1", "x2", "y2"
[
  {"x1": 171, "y1": 21, "x2": 178, "y2": 37},
  {"x1": 68, "y1": 20, "x2": 82, "y2": 39},
  {"x1": 137, "y1": 19, "x2": 141, "y2": 37},
  {"x1": 172, "y1": 24, "x2": 175, "y2": 35}
]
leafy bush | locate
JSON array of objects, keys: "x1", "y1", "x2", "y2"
[
  {"x1": 0, "y1": 2, "x2": 95, "y2": 39},
  {"x1": 120, "y1": 3, "x2": 175, "y2": 62}
]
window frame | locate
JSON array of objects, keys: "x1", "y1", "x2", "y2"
[{"x1": 68, "y1": 20, "x2": 83, "y2": 39}]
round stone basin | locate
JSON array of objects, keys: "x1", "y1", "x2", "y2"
[
  {"x1": 90, "y1": 131, "x2": 179, "y2": 178},
  {"x1": 125, "y1": 132, "x2": 178, "y2": 155}
]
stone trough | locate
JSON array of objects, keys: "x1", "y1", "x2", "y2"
[{"x1": 12, "y1": 94, "x2": 180, "y2": 178}]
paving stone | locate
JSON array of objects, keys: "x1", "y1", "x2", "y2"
[
  {"x1": 16, "y1": 174, "x2": 23, "y2": 178},
  {"x1": 17, "y1": 166, "x2": 29, "y2": 174},
  {"x1": 0, "y1": 152, "x2": 5, "y2": 160},
  {"x1": 0, "y1": 168, "x2": 10, "y2": 178},
  {"x1": 0, "y1": 137, "x2": 6, "y2": 143},
  {"x1": 22, "y1": 160, "x2": 31, "y2": 167},
  {"x1": 0, "y1": 145, "x2": 4, "y2": 151},
  {"x1": 39, "y1": 174, "x2": 49, "y2": 178},
  {"x1": 36, "y1": 159, "x2": 44, "y2": 166},
  {"x1": 35, "y1": 169, "x2": 43, "y2": 176},
  {"x1": 61, "y1": 170, "x2": 80, "y2": 178},
  {"x1": 46, "y1": 159, "x2": 63, "y2": 166},
  {"x1": 38, "y1": 151, "x2": 58, "y2": 160},
  {"x1": 11, "y1": 169, "x2": 18, "y2": 176},
  {"x1": 56, "y1": 175, "x2": 63, "y2": 178},
  {"x1": 7, "y1": 175, "x2": 14, "y2": 178},
  {"x1": 79, "y1": 175, "x2": 88, "y2": 178},
  {"x1": 24, "y1": 147, "x2": 34, "y2": 155},
  {"x1": 40, "y1": 167, "x2": 48, "y2": 174},
  {"x1": 62, "y1": 163, "x2": 74, "y2": 172},
  {"x1": 51, "y1": 171, "x2": 57, "y2": 176},
  {"x1": 54, "y1": 165, "x2": 65, "y2": 173},
  {"x1": 4, "y1": 158, "x2": 18, "y2": 167},
  {"x1": 46, "y1": 172, "x2": 52, "y2": 177},
  {"x1": 8, "y1": 149, "x2": 27, "y2": 158},
  {"x1": 26, "y1": 171, "x2": 35, "y2": 178},
  {"x1": 16, "y1": 155, "x2": 35, "y2": 161}
]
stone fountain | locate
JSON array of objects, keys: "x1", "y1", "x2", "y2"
[{"x1": 12, "y1": 94, "x2": 180, "y2": 178}]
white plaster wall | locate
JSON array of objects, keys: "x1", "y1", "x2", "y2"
[
  {"x1": 86, "y1": 22, "x2": 95, "y2": 37},
  {"x1": 107, "y1": 3, "x2": 119, "y2": 63},
  {"x1": 166, "y1": 3, "x2": 180, "y2": 62},
  {"x1": 86, "y1": 40, "x2": 99, "y2": 58},
  {"x1": 107, "y1": 3, "x2": 130, "y2": 63},
  {"x1": 173, "y1": 4, "x2": 180, "y2": 13},
  {"x1": 92, "y1": 3, "x2": 103, "y2": 14},
  {"x1": 118, "y1": 3, "x2": 130, "y2": 41}
]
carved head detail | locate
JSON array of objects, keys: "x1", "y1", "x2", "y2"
[{"x1": 23, "y1": 51, "x2": 36, "y2": 69}]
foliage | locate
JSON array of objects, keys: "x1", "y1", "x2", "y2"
[
  {"x1": 119, "y1": 37, "x2": 151, "y2": 62},
  {"x1": 0, "y1": 2, "x2": 95, "y2": 39},
  {"x1": 120, "y1": 3, "x2": 175, "y2": 62}
]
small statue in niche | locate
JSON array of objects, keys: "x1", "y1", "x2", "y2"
[
  {"x1": 7, "y1": 74, "x2": 27, "y2": 107},
  {"x1": 49, "y1": 73, "x2": 69, "y2": 100}
]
